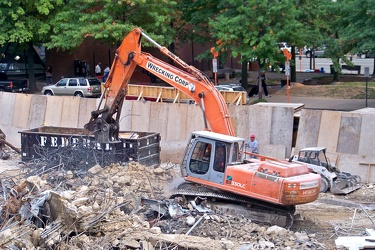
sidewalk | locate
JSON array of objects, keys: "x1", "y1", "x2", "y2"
[{"x1": 261, "y1": 94, "x2": 375, "y2": 111}]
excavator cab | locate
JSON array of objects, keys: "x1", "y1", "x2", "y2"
[
  {"x1": 180, "y1": 131, "x2": 245, "y2": 185},
  {"x1": 297, "y1": 147, "x2": 328, "y2": 168}
]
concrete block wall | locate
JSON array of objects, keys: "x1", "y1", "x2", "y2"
[
  {"x1": 1, "y1": 92, "x2": 293, "y2": 161},
  {"x1": 117, "y1": 103, "x2": 294, "y2": 163},
  {"x1": 296, "y1": 109, "x2": 375, "y2": 183},
  {"x1": 0, "y1": 92, "x2": 97, "y2": 147},
  {"x1": 1, "y1": 92, "x2": 374, "y2": 182}
]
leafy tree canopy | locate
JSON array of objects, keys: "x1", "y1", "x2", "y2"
[
  {"x1": 340, "y1": 0, "x2": 375, "y2": 55},
  {"x1": 45, "y1": 0, "x2": 177, "y2": 50},
  {"x1": 207, "y1": 0, "x2": 302, "y2": 69},
  {"x1": 0, "y1": 0, "x2": 64, "y2": 46}
]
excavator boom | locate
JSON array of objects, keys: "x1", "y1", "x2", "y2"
[{"x1": 85, "y1": 28, "x2": 234, "y2": 143}]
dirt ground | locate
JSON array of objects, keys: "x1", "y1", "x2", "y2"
[
  {"x1": 292, "y1": 186, "x2": 375, "y2": 249},
  {"x1": 1, "y1": 150, "x2": 375, "y2": 249},
  {"x1": 268, "y1": 73, "x2": 375, "y2": 99}
]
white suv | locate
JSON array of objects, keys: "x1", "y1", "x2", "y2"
[{"x1": 42, "y1": 77, "x2": 102, "y2": 97}]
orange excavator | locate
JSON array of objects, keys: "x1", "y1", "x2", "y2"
[{"x1": 85, "y1": 28, "x2": 321, "y2": 228}]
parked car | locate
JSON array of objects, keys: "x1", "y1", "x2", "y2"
[
  {"x1": 41, "y1": 77, "x2": 102, "y2": 97},
  {"x1": 357, "y1": 50, "x2": 375, "y2": 58},
  {"x1": 215, "y1": 84, "x2": 250, "y2": 104},
  {"x1": 304, "y1": 47, "x2": 325, "y2": 58},
  {"x1": 0, "y1": 72, "x2": 28, "y2": 92},
  {"x1": 278, "y1": 42, "x2": 291, "y2": 52}
]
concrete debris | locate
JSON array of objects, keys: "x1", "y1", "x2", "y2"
[
  {"x1": 0, "y1": 129, "x2": 21, "y2": 157},
  {"x1": 335, "y1": 228, "x2": 375, "y2": 250},
  {"x1": 0, "y1": 160, "x2": 329, "y2": 249},
  {"x1": 0, "y1": 129, "x2": 10, "y2": 160}
]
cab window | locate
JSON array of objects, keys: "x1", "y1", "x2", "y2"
[
  {"x1": 231, "y1": 142, "x2": 240, "y2": 162},
  {"x1": 189, "y1": 141, "x2": 212, "y2": 175},
  {"x1": 213, "y1": 142, "x2": 226, "y2": 173}
]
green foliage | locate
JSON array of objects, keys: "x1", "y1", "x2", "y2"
[
  {"x1": 44, "y1": 0, "x2": 177, "y2": 50},
  {"x1": 0, "y1": 0, "x2": 64, "y2": 45},
  {"x1": 250, "y1": 98, "x2": 268, "y2": 105},
  {"x1": 340, "y1": 0, "x2": 375, "y2": 55},
  {"x1": 207, "y1": 0, "x2": 301, "y2": 70},
  {"x1": 0, "y1": 0, "x2": 177, "y2": 50}
]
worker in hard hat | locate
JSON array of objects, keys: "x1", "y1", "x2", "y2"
[{"x1": 247, "y1": 134, "x2": 259, "y2": 159}]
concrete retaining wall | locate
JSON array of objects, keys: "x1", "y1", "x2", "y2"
[
  {"x1": 296, "y1": 109, "x2": 375, "y2": 183},
  {"x1": 1, "y1": 92, "x2": 375, "y2": 182}
]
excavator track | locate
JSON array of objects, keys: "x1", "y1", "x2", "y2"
[{"x1": 171, "y1": 183, "x2": 295, "y2": 229}]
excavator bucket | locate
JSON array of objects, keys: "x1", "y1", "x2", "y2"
[{"x1": 330, "y1": 173, "x2": 362, "y2": 195}]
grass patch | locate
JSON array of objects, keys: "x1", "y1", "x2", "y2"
[
  {"x1": 336, "y1": 82, "x2": 375, "y2": 87},
  {"x1": 250, "y1": 98, "x2": 268, "y2": 104}
]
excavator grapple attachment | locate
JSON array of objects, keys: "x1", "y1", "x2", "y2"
[{"x1": 330, "y1": 173, "x2": 362, "y2": 195}]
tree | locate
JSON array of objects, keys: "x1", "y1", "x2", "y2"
[
  {"x1": 208, "y1": 0, "x2": 301, "y2": 98},
  {"x1": 45, "y1": 0, "x2": 178, "y2": 50},
  {"x1": 340, "y1": 0, "x2": 375, "y2": 75},
  {"x1": 293, "y1": 0, "x2": 327, "y2": 77},
  {"x1": 0, "y1": 0, "x2": 64, "y2": 92},
  {"x1": 0, "y1": 1, "x2": 177, "y2": 92}
]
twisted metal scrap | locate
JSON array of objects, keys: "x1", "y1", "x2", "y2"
[
  {"x1": 22, "y1": 140, "x2": 133, "y2": 187},
  {"x1": 28, "y1": 140, "x2": 132, "y2": 170}
]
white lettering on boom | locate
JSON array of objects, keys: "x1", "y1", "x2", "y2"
[{"x1": 146, "y1": 61, "x2": 191, "y2": 88}]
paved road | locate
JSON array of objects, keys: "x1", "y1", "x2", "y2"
[
  {"x1": 295, "y1": 57, "x2": 374, "y2": 75},
  {"x1": 263, "y1": 95, "x2": 375, "y2": 111},
  {"x1": 222, "y1": 71, "x2": 375, "y2": 111}
]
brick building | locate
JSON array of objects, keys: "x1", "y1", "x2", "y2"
[{"x1": 46, "y1": 37, "x2": 243, "y2": 83}]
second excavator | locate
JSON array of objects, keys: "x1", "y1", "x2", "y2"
[{"x1": 85, "y1": 28, "x2": 321, "y2": 228}]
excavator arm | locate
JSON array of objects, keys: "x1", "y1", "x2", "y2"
[{"x1": 85, "y1": 28, "x2": 234, "y2": 143}]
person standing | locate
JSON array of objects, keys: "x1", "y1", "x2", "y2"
[
  {"x1": 253, "y1": 71, "x2": 270, "y2": 98},
  {"x1": 95, "y1": 62, "x2": 101, "y2": 76},
  {"x1": 260, "y1": 71, "x2": 270, "y2": 97},
  {"x1": 247, "y1": 134, "x2": 259, "y2": 158},
  {"x1": 45, "y1": 66, "x2": 53, "y2": 85},
  {"x1": 103, "y1": 64, "x2": 110, "y2": 82}
]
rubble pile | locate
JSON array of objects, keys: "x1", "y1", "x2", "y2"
[{"x1": 0, "y1": 160, "x2": 326, "y2": 249}]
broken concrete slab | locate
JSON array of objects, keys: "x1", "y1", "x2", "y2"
[{"x1": 335, "y1": 228, "x2": 375, "y2": 250}]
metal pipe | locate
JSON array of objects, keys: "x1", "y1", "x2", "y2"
[
  {"x1": 199, "y1": 92, "x2": 208, "y2": 130},
  {"x1": 141, "y1": 31, "x2": 162, "y2": 49},
  {"x1": 186, "y1": 215, "x2": 204, "y2": 235},
  {"x1": 359, "y1": 204, "x2": 375, "y2": 226},
  {"x1": 97, "y1": 87, "x2": 107, "y2": 111}
]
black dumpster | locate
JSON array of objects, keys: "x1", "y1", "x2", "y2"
[{"x1": 19, "y1": 126, "x2": 161, "y2": 166}]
